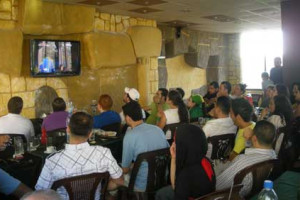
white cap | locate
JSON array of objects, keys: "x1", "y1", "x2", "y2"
[{"x1": 124, "y1": 87, "x2": 140, "y2": 101}]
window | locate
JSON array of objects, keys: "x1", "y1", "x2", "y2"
[{"x1": 240, "y1": 30, "x2": 283, "y2": 89}]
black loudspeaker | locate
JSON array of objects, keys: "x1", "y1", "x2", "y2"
[{"x1": 207, "y1": 55, "x2": 220, "y2": 67}]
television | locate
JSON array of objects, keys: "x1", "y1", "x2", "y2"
[{"x1": 30, "y1": 40, "x2": 81, "y2": 77}]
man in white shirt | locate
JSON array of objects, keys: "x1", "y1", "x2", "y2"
[
  {"x1": 35, "y1": 112, "x2": 124, "y2": 199},
  {"x1": 216, "y1": 120, "x2": 277, "y2": 197},
  {"x1": 203, "y1": 96, "x2": 237, "y2": 138},
  {"x1": 0, "y1": 96, "x2": 34, "y2": 141}
]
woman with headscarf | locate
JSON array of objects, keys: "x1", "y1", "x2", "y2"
[
  {"x1": 156, "y1": 124, "x2": 216, "y2": 200},
  {"x1": 187, "y1": 94, "x2": 204, "y2": 120}
]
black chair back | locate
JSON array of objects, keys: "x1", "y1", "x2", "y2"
[
  {"x1": 47, "y1": 128, "x2": 67, "y2": 150},
  {"x1": 207, "y1": 133, "x2": 236, "y2": 160},
  {"x1": 101, "y1": 122, "x2": 121, "y2": 134},
  {"x1": 51, "y1": 172, "x2": 109, "y2": 200},
  {"x1": 119, "y1": 148, "x2": 170, "y2": 200},
  {"x1": 233, "y1": 159, "x2": 278, "y2": 198},
  {"x1": 163, "y1": 122, "x2": 183, "y2": 144}
]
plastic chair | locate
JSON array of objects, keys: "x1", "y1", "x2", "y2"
[
  {"x1": 233, "y1": 159, "x2": 278, "y2": 198},
  {"x1": 118, "y1": 148, "x2": 170, "y2": 200},
  {"x1": 163, "y1": 122, "x2": 183, "y2": 144},
  {"x1": 195, "y1": 184, "x2": 244, "y2": 200},
  {"x1": 101, "y1": 122, "x2": 121, "y2": 135},
  {"x1": 47, "y1": 128, "x2": 67, "y2": 150},
  {"x1": 51, "y1": 172, "x2": 109, "y2": 200},
  {"x1": 207, "y1": 133, "x2": 236, "y2": 160}
]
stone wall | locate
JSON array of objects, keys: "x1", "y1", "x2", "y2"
[
  {"x1": 227, "y1": 34, "x2": 241, "y2": 84},
  {"x1": 94, "y1": 12, "x2": 156, "y2": 32},
  {"x1": 0, "y1": 73, "x2": 68, "y2": 118},
  {"x1": 0, "y1": 0, "x2": 18, "y2": 29}
]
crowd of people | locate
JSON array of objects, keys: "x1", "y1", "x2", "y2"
[{"x1": 0, "y1": 57, "x2": 299, "y2": 200}]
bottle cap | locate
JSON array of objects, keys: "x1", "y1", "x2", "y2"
[{"x1": 264, "y1": 180, "x2": 273, "y2": 189}]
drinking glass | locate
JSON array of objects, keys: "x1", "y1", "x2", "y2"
[{"x1": 14, "y1": 136, "x2": 24, "y2": 156}]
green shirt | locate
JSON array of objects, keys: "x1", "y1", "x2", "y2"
[
  {"x1": 146, "y1": 102, "x2": 169, "y2": 125},
  {"x1": 189, "y1": 104, "x2": 203, "y2": 119}
]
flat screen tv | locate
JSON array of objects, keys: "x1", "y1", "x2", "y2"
[{"x1": 30, "y1": 40, "x2": 81, "y2": 77}]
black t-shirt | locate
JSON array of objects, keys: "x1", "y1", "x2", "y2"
[
  {"x1": 204, "y1": 92, "x2": 217, "y2": 100},
  {"x1": 175, "y1": 162, "x2": 216, "y2": 200}
]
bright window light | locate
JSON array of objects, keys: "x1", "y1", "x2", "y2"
[{"x1": 240, "y1": 30, "x2": 283, "y2": 89}]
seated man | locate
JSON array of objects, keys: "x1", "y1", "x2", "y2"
[
  {"x1": 121, "y1": 101, "x2": 169, "y2": 191},
  {"x1": 42, "y1": 97, "x2": 69, "y2": 132},
  {"x1": 204, "y1": 81, "x2": 219, "y2": 106},
  {"x1": 120, "y1": 87, "x2": 146, "y2": 124},
  {"x1": 229, "y1": 98, "x2": 255, "y2": 161},
  {"x1": 35, "y1": 112, "x2": 123, "y2": 199},
  {"x1": 93, "y1": 94, "x2": 121, "y2": 129},
  {"x1": 203, "y1": 96, "x2": 237, "y2": 157},
  {"x1": 0, "y1": 135, "x2": 32, "y2": 198},
  {"x1": 145, "y1": 88, "x2": 169, "y2": 125},
  {"x1": 0, "y1": 96, "x2": 34, "y2": 141},
  {"x1": 208, "y1": 81, "x2": 232, "y2": 114},
  {"x1": 216, "y1": 120, "x2": 277, "y2": 196}
]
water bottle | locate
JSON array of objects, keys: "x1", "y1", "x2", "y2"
[
  {"x1": 258, "y1": 180, "x2": 278, "y2": 200},
  {"x1": 66, "y1": 99, "x2": 73, "y2": 143}
]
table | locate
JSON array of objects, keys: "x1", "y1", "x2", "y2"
[{"x1": 251, "y1": 171, "x2": 300, "y2": 199}]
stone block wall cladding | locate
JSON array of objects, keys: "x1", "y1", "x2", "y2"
[
  {"x1": 0, "y1": 0, "x2": 17, "y2": 21},
  {"x1": 0, "y1": 73, "x2": 68, "y2": 119},
  {"x1": 94, "y1": 12, "x2": 157, "y2": 32},
  {"x1": 227, "y1": 34, "x2": 241, "y2": 84}
]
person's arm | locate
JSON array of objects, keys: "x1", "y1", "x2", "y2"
[
  {"x1": 157, "y1": 111, "x2": 167, "y2": 129},
  {"x1": 35, "y1": 160, "x2": 54, "y2": 190},
  {"x1": 121, "y1": 135, "x2": 134, "y2": 175},
  {"x1": 229, "y1": 151, "x2": 238, "y2": 161},
  {"x1": 170, "y1": 142, "x2": 176, "y2": 189}
]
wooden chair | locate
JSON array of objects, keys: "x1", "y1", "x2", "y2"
[
  {"x1": 195, "y1": 184, "x2": 244, "y2": 200},
  {"x1": 47, "y1": 128, "x2": 67, "y2": 150},
  {"x1": 51, "y1": 172, "x2": 109, "y2": 200},
  {"x1": 233, "y1": 159, "x2": 278, "y2": 198},
  {"x1": 207, "y1": 133, "x2": 236, "y2": 160},
  {"x1": 118, "y1": 148, "x2": 170, "y2": 200}
]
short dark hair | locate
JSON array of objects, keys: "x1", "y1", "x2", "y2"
[
  {"x1": 52, "y1": 97, "x2": 66, "y2": 112},
  {"x1": 231, "y1": 98, "x2": 253, "y2": 122},
  {"x1": 122, "y1": 101, "x2": 143, "y2": 121},
  {"x1": 176, "y1": 88, "x2": 185, "y2": 98},
  {"x1": 253, "y1": 120, "x2": 276, "y2": 146},
  {"x1": 216, "y1": 96, "x2": 230, "y2": 115},
  {"x1": 8, "y1": 96, "x2": 23, "y2": 114},
  {"x1": 276, "y1": 84, "x2": 290, "y2": 98},
  {"x1": 210, "y1": 81, "x2": 219, "y2": 89},
  {"x1": 221, "y1": 81, "x2": 232, "y2": 94},
  {"x1": 69, "y1": 112, "x2": 93, "y2": 137},
  {"x1": 237, "y1": 83, "x2": 247, "y2": 94},
  {"x1": 158, "y1": 88, "x2": 169, "y2": 101}
]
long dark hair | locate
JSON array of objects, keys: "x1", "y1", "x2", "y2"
[
  {"x1": 273, "y1": 95, "x2": 293, "y2": 125},
  {"x1": 168, "y1": 90, "x2": 189, "y2": 123},
  {"x1": 175, "y1": 124, "x2": 208, "y2": 177},
  {"x1": 276, "y1": 84, "x2": 290, "y2": 98}
]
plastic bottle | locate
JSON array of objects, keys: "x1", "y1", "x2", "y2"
[
  {"x1": 65, "y1": 99, "x2": 74, "y2": 144},
  {"x1": 258, "y1": 180, "x2": 278, "y2": 200}
]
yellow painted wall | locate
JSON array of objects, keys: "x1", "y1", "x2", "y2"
[{"x1": 166, "y1": 55, "x2": 206, "y2": 98}]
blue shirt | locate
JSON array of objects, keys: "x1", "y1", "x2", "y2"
[
  {"x1": 122, "y1": 123, "x2": 169, "y2": 191},
  {"x1": 93, "y1": 110, "x2": 121, "y2": 129},
  {"x1": 0, "y1": 169, "x2": 20, "y2": 195}
]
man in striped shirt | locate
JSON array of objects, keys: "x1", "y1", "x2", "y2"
[{"x1": 216, "y1": 120, "x2": 277, "y2": 197}]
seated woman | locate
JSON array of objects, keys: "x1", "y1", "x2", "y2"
[
  {"x1": 157, "y1": 90, "x2": 189, "y2": 129},
  {"x1": 294, "y1": 87, "x2": 300, "y2": 118},
  {"x1": 187, "y1": 94, "x2": 204, "y2": 120},
  {"x1": 292, "y1": 82, "x2": 300, "y2": 108},
  {"x1": 260, "y1": 95, "x2": 293, "y2": 130},
  {"x1": 93, "y1": 94, "x2": 121, "y2": 129},
  {"x1": 42, "y1": 97, "x2": 68, "y2": 132},
  {"x1": 156, "y1": 124, "x2": 216, "y2": 200},
  {"x1": 232, "y1": 83, "x2": 253, "y2": 106},
  {"x1": 274, "y1": 84, "x2": 290, "y2": 98}
]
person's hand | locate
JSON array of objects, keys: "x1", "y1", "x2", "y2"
[
  {"x1": 260, "y1": 107, "x2": 269, "y2": 119},
  {"x1": 157, "y1": 109, "x2": 164, "y2": 118},
  {"x1": 170, "y1": 142, "x2": 176, "y2": 159}
]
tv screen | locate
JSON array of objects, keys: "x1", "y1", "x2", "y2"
[{"x1": 30, "y1": 40, "x2": 81, "y2": 77}]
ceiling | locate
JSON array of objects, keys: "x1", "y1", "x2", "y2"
[{"x1": 44, "y1": 0, "x2": 282, "y2": 33}]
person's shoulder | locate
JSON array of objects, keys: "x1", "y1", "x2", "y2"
[{"x1": 141, "y1": 123, "x2": 163, "y2": 132}]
